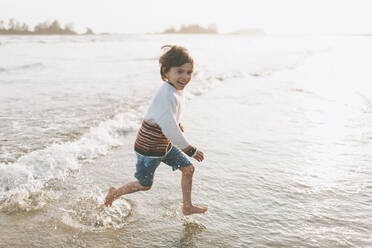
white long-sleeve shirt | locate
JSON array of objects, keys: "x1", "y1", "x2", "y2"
[{"x1": 134, "y1": 82, "x2": 190, "y2": 156}]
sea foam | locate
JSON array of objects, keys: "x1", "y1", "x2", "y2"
[{"x1": 0, "y1": 107, "x2": 145, "y2": 212}]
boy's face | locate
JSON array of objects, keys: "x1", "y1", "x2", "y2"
[{"x1": 165, "y1": 63, "x2": 193, "y2": 90}]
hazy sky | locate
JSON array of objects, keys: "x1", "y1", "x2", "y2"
[{"x1": 1, "y1": 0, "x2": 371, "y2": 34}]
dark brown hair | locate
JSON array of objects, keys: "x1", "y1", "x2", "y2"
[{"x1": 159, "y1": 45, "x2": 194, "y2": 81}]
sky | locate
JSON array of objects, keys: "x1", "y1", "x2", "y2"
[{"x1": 1, "y1": 0, "x2": 372, "y2": 34}]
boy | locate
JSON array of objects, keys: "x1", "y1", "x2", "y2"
[{"x1": 105, "y1": 45, "x2": 207, "y2": 215}]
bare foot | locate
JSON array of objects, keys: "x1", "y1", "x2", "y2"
[
  {"x1": 104, "y1": 187, "x2": 116, "y2": 207},
  {"x1": 182, "y1": 205, "x2": 208, "y2": 215}
]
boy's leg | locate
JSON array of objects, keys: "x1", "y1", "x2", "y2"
[
  {"x1": 162, "y1": 146, "x2": 207, "y2": 215},
  {"x1": 105, "y1": 153, "x2": 161, "y2": 207},
  {"x1": 104, "y1": 181, "x2": 150, "y2": 207},
  {"x1": 179, "y1": 166, "x2": 208, "y2": 215}
]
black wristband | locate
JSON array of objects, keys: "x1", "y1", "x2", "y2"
[{"x1": 185, "y1": 146, "x2": 197, "y2": 157}]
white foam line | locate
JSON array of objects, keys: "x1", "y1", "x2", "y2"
[{"x1": 0, "y1": 107, "x2": 146, "y2": 211}]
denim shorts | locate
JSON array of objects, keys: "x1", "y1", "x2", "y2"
[{"x1": 134, "y1": 146, "x2": 193, "y2": 187}]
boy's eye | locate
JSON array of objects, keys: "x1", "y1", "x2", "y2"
[
  {"x1": 187, "y1": 71, "x2": 192, "y2": 75},
  {"x1": 177, "y1": 70, "x2": 183, "y2": 74}
]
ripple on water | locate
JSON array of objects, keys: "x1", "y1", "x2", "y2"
[{"x1": 60, "y1": 194, "x2": 132, "y2": 232}]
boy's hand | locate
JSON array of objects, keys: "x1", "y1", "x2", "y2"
[{"x1": 194, "y1": 150, "x2": 204, "y2": 162}]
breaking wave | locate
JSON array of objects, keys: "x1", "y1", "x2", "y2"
[{"x1": 0, "y1": 108, "x2": 145, "y2": 212}]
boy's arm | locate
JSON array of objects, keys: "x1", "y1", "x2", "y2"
[
  {"x1": 159, "y1": 116, "x2": 204, "y2": 162},
  {"x1": 158, "y1": 114, "x2": 189, "y2": 150},
  {"x1": 158, "y1": 114, "x2": 204, "y2": 161},
  {"x1": 157, "y1": 95, "x2": 203, "y2": 161}
]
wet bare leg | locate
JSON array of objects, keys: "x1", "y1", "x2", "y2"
[
  {"x1": 180, "y1": 166, "x2": 208, "y2": 215},
  {"x1": 105, "y1": 181, "x2": 151, "y2": 207}
]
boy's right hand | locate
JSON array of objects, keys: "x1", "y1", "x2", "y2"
[{"x1": 194, "y1": 150, "x2": 204, "y2": 162}]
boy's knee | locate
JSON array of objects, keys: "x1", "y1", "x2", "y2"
[
  {"x1": 181, "y1": 165, "x2": 195, "y2": 176},
  {"x1": 143, "y1": 185, "x2": 152, "y2": 191},
  {"x1": 139, "y1": 184, "x2": 152, "y2": 191}
]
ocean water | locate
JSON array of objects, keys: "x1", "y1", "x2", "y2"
[{"x1": 0, "y1": 34, "x2": 371, "y2": 247}]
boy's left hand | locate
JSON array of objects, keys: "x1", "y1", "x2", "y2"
[{"x1": 194, "y1": 150, "x2": 204, "y2": 162}]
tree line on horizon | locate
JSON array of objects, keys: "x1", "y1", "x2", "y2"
[
  {"x1": 0, "y1": 18, "x2": 94, "y2": 35},
  {"x1": 163, "y1": 24, "x2": 218, "y2": 34}
]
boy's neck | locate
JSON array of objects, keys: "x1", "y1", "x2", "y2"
[{"x1": 166, "y1": 81, "x2": 181, "y2": 91}]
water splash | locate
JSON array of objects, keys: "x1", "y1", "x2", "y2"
[
  {"x1": 60, "y1": 191, "x2": 132, "y2": 232},
  {"x1": 0, "y1": 186, "x2": 59, "y2": 213},
  {"x1": 162, "y1": 203, "x2": 207, "y2": 232}
]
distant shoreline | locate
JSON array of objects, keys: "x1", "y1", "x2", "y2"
[
  {"x1": 0, "y1": 32, "x2": 371, "y2": 36},
  {"x1": 161, "y1": 24, "x2": 218, "y2": 34},
  {"x1": 0, "y1": 33, "x2": 95, "y2": 35},
  {"x1": 0, "y1": 19, "x2": 95, "y2": 36}
]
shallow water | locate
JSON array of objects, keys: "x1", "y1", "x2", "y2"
[{"x1": 1, "y1": 34, "x2": 372, "y2": 247}]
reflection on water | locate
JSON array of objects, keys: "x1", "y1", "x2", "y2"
[{"x1": 181, "y1": 219, "x2": 207, "y2": 242}]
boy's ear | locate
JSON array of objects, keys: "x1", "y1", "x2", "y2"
[
  {"x1": 163, "y1": 68, "x2": 169, "y2": 80},
  {"x1": 161, "y1": 67, "x2": 167, "y2": 80}
]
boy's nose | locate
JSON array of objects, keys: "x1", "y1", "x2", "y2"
[{"x1": 182, "y1": 74, "x2": 190, "y2": 81}]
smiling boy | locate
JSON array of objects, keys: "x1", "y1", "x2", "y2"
[{"x1": 105, "y1": 45, "x2": 207, "y2": 215}]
